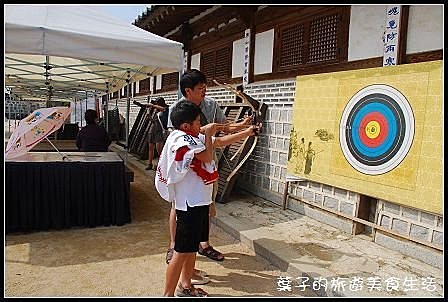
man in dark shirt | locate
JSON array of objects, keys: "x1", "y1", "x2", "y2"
[{"x1": 76, "y1": 109, "x2": 111, "y2": 152}]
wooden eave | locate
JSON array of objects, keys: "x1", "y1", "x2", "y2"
[{"x1": 134, "y1": 5, "x2": 212, "y2": 37}]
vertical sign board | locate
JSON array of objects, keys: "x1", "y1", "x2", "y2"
[
  {"x1": 383, "y1": 5, "x2": 401, "y2": 67},
  {"x1": 243, "y1": 29, "x2": 250, "y2": 87},
  {"x1": 183, "y1": 50, "x2": 188, "y2": 72}
]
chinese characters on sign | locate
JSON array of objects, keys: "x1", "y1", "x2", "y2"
[
  {"x1": 383, "y1": 5, "x2": 401, "y2": 66},
  {"x1": 276, "y1": 276, "x2": 438, "y2": 293},
  {"x1": 183, "y1": 51, "x2": 188, "y2": 72},
  {"x1": 243, "y1": 28, "x2": 251, "y2": 87}
]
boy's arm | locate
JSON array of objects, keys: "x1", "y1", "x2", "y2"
[{"x1": 195, "y1": 123, "x2": 217, "y2": 163}]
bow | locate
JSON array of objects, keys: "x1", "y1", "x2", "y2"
[
  {"x1": 212, "y1": 80, "x2": 263, "y2": 132},
  {"x1": 212, "y1": 80, "x2": 266, "y2": 182}
]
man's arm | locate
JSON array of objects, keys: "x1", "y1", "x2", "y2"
[
  {"x1": 213, "y1": 125, "x2": 258, "y2": 147},
  {"x1": 219, "y1": 116, "x2": 252, "y2": 134}
]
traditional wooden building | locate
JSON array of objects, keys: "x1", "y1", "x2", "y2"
[{"x1": 114, "y1": 5, "x2": 443, "y2": 268}]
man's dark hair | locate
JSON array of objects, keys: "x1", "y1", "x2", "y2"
[
  {"x1": 179, "y1": 69, "x2": 207, "y2": 97},
  {"x1": 84, "y1": 109, "x2": 98, "y2": 125},
  {"x1": 170, "y1": 100, "x2": 201, "y2": 129}
]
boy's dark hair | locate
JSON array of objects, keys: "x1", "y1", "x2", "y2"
[
  {"x1": 179, "y1": 69, "x2": 207, "y2": 97},
  {"x1": 84, "y1": 109, "x2": 98, "y2": 124},
  {"x1": 170, "y1": 100, "x2": 201, "y2": 129}
]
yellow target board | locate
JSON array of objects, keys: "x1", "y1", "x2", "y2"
[{"x1": 287, "y1": 61, "x2": 442, "y2": 214}]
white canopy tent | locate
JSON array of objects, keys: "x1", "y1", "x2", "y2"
[{"x1": 5, "y1": 4, "x2": 184, "y2": 161}]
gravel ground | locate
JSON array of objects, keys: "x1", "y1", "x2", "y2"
[{"x1": 5, "y1": 159, "x2": 295, "y2": 297}]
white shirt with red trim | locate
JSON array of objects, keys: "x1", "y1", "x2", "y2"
[{"x1": 155, "y1": 129, "x2": 217, "y2": 211}]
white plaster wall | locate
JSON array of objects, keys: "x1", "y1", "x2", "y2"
[
  {"x1": 406, "y1": 5, "x2": 443, "y2": 54},
  {"x1": 135, "y1": 80, "x2": 140, "y2": 94},
  {"x1": 150, "y1": 77, "x2": 154, "y2": 93},
  {"x1": 348, "y1": 5, "x2": 387, "y2": 61},
  {"x1": 254, "y1": 29, "x2": 274, "y2": 75},
  {"x1": 156, "y1": 75, "x2": 162, "y2": 90},
  {"x1": 232, "y1": 38, "x2": 245, "y2": 78},
  {"x1": 191, "y1": 53, "x2": 201, "y2": 70}
]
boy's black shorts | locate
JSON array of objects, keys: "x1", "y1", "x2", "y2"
[{"x1": 175, "y1": 204, "x2": 210, "y2": 253}]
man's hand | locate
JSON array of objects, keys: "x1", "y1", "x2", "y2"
[
  {"x1": 242, "y1": 115, "x2": 252, "y2": 125},
  {"x1": 245, "y1": 124, "x2": 261, "y2": 137}
]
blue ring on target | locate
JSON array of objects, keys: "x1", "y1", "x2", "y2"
[
  {"x1": 340, "y1": 84, "x2": 414, "y2": 175},
  {"x1": 351, "y1": 102, "x2": 397, "y2": 157},
  {"x1": 348, "y1": 98, "x2": 403, "y2": 164}
]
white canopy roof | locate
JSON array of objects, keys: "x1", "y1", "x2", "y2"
[{"x1": 5, "y1": 5, "x2": 184, "y2": 101}]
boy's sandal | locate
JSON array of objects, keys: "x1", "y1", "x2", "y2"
[
  {"x1": 175, "y1": 284, "x2": 208, "y2": 297},
  {"x1": 198, "y1": 245, "x2": 224, "y2": 261},
  {"x1": 165, "y1": 248, "x2": 174, "y2": 264}
]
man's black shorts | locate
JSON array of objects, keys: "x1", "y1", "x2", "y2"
[{"x1": 174, "y1": 204, "x2": 210, "y2": 253}]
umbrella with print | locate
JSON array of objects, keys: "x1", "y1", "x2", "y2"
[{"x1": 5, "y1": 106, "x2": 73, "y2": 159}]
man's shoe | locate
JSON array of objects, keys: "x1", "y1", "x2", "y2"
[{"x1": 175, "y1": 284, "x2": 208, "y2": 297}]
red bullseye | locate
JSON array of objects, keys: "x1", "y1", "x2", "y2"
[{"x1": 358, "y1": 112, "x2": 388, "y2": 148}]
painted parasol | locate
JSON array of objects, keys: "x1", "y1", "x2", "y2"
[{"x1": 5, "y1": 106, "x2": 73, "y2": 159}]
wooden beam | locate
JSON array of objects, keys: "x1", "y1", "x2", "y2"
[
  {"x1": 231, "y1": 6, "x2": 258, "y2": 27},
  {"x1": 397, "y1": 5, "x2": 409, "y2": 65},
  {"x1": 180, "y1": 22, "x2": 194, "y2": 49},
  {"x1": 287, "y1": 194, "x2": 442, "y2": 251}
]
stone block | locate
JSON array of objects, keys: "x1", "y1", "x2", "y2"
[
  {"x1": 334, "y1": 188, "x2": 347, "y2": 199},
  {"x1": 340, "y1": 201, "x2": 355, "y2": 216},
  {"x1": 383, "y1": 201, "x2": 400, "y2": 215},
  {"x1": 402, "y1": 207, "x2": 419, "y2": 220},
  {"x1": 303, "y1": 190, "x2": 315, "y2": 202},
  {"x1": 375, "y1": 232, "x2": 442, "y2": 269},
  {"x1": 409, "y1": 224, "x2": 429, "y2": 241},
  {"x1": 380, "y1": 215, "x2": 391, "y2": 228},
  {"x1": 432, "y1": 231, "x2": 442, "y2": 246},
  {"x1": 391, "y1": 218, "x2": 408, "y2": 235},
  {"x1": 420, "y1": 212, "x2": 435, "y2": 226},
  {"x1": 323, "y1": 196, "x2": 338, "y2": 210},
  {"x1": 323, "y1": 185, "x2": 333, "y2": 195}
]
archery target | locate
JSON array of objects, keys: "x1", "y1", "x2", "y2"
[{"x1": 340, "y1": 84, "x2": 414, "y2": 175}]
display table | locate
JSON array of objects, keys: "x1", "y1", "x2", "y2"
[
  {"x1": 6, "y1": 152, "x2": 131, "y2": 233},
  {"x1": 30, "y1": 139, "x2": 78, "y2": 152}
]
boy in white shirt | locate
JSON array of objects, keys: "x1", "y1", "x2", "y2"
[{"x1": 155, "y1": 100, "x2": 258, "y2": 297}]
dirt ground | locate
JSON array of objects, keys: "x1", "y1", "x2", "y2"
[{"x1": 5, "y1": 160, "x2": 295, "y2": 297}]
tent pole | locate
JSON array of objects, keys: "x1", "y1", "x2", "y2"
[
  {"x1": 125, "y1": 72, "x2": 131, "y2": 165},
  {"x1": 80, "y1": 98, "x2": 83, "y2": 127},
  {"x1": 45, "y1": 55, "x2": 50, "y2": 108},
  {"x1": 105, "y1": 82, "x2": 109, "y2": 132},
  {"x1": 178, "y1": 47, "x2": 186, "y2": 100},
  {"x1": 8, "y1": 89, "x2": 12, "y2": 134}
]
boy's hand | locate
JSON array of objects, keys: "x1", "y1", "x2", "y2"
[
  {"x1": 201, "y1": 123, "x2": 218, "y2": 136},
  {"x1": 209, "y1": 202, "x2": 217, "y2": 217}
]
